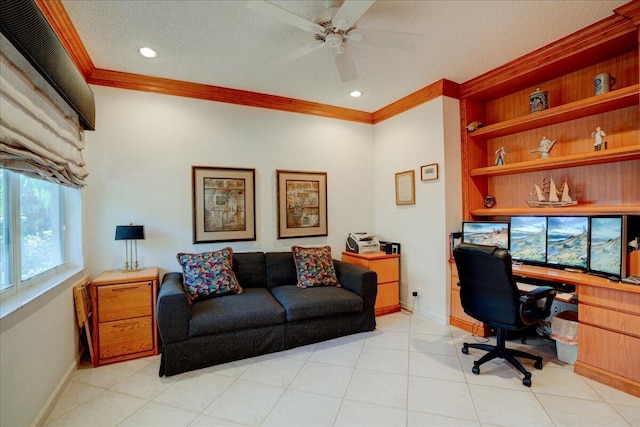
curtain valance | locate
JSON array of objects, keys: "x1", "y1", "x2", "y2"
[{"x1": 0, "y1": 34, "x2": 87, "y2": 188}]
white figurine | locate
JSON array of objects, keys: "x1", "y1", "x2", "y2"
[
  {"x1": 531, "y1": 136, "x2": 557, "y2": 159},
  {"x1": 494, "y1": 146, "x2": 506, "y2": 165},
  {"x1": 592, "y1": 127, "x2": 606, "y2": 151}
]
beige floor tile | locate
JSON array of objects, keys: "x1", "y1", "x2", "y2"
[
  {"x1": 364, "y1": 330, "x2": 410, "y2": 350},
  {"x1": 356, "y1": 346, "x2": 409, "y2": 374},
  {"x1": 289, "y1": 361, "x2": 354, "y2": 397},
  {"x1": 407, "y1": 410, "x2": 482, "y2": 427},
  {"x1": 118, "y1": 401, "x2": 198, "y2": 426},
  {"x1": 202, "y1": 379, "x2": 285, "y2": 426},
  {"x1": 345, "y1": 369, "x2": 408, "y2": 408},
  {"x1": 409, "y1": 351, "x2": 465, "y2": 382},
  {"x1": 45, "y1": 390, "x2": 146, "y2": 427},
  {"x1": 262, "y1": 389, "x2": 342, "y2": 427},
  {"x1": 335, "y1": 399, "x2": 406, "y2": 427},
  {"x1": 536, "y1": 393, "x2": 631, "y2": 427},
  {"x1": 45, "y1": 380, "x2": 105, "y2": 423},
  {"x1": 408, "y1": 376, "x2": 478, "y2": 421},
  {"x1": 239, "y1": 356, "x2": 305, "y2": 387},
  {"x1": 153, "y1": 371, "x2": 235, "y2": 412},
  {"x1": 410, "y1": 332, "x2": 457, "y2": 356},
  {"x1": 470, "y1": 384, "x2": 554, "y2": 426}
]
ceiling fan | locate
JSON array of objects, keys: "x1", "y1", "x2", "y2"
[{"x1": 247, "y1": 0, "x2": 426, "y2": 82}]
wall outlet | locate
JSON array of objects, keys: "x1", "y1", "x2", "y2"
[{"x1": 413, "y1": 288, "x2": 422, "y2": 297}]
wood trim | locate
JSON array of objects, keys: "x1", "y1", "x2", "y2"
[
  {"x1": 575, "y1": 361, "x2": 640, "y2": 398},
  {"x1": 615, "y1": 0, "x2": 640, "y2": 26},
  {"x1": 35, "y1": 0, "x2": 94, "y2": 77},
  {"x1": 88, "y1": 68, "x2": 374, "y2": 123},
  {"x1": 372, "y1": 79, "x2": 460, "y2": 124},
  {"x1": 460, "y1": 14, "x2": 638, "y2": 100}
]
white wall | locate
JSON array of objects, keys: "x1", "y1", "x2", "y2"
[
  {"x1": 373, "y1": 96, "x2": 461, "y2": 322},
  {"x1": 83, "y1": 86, "x2": 375, "y2": 277}
]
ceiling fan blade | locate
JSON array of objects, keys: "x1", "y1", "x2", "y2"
[
  {"x1": 333, "y1": 48, "x2": 358, "y2": 82},
  {"x1": 246, "y1": 0, "x2": 324, "y2": 34},
  {"x1": 270, "y1": 41, "x2": 325, "y2": 68},
  {"x1": 349, "y1": 29, "x2": 425, "y2": 50},
  {"x1": 332, "y1": 0, "x2": 376, "y2": 31}
]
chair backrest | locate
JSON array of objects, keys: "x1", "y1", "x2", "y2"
[{"x1": 453, "y1": 243, "x2": 521, "y2": 329}]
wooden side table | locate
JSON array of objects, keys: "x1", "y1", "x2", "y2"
[
  {"x1": 341, "y1": 251, "x2": 400, "y2": 316},
  {"x1": 90, "y1": 267, "x2": 159, "y2": 366}
]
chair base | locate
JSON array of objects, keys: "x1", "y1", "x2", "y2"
[{"x1": 462, "y1": 328, "x2": 543, "y2": 387}]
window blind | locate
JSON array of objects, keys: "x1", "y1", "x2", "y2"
[{"x1": 0, "y1": 34, "x2": 87, "y2": 188}]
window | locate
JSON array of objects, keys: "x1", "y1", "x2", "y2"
[{"x1": 0, "y1": 169, "x2": 64, "y2": 294}]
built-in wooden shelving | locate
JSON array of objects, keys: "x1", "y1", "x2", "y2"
[
  {"x1": 471, "y1": 204, "x2": 640, "y2": 217},
  {"x1": 471, "y1": 144, "x2": 640, "y2": 177},
  {"x1": 469, "y1": 85, "x2": 639, "y2": 140}
]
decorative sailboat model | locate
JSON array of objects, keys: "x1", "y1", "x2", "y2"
[{"x1": 527, "y1": 176, "x2": 578, "y2": 207}]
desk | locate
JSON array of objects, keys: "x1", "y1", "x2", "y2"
[{"x1": 513, "y1": 264, "x2": 640, "y2": 398}]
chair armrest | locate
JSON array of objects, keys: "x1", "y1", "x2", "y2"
[
  {"x1": 519, "y1": 286, "x2": 555, "y2": 304},
  {"x1": 334, "y1": 260, "x2": 378, "y2": 311},
  {"x1": 156, "y1": 272, "x2": 190, "y2": 345}
]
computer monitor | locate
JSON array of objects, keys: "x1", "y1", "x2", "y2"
[
  {"x1": 510, "y1": 216, "x2": 547, "y2": 265},
  {"x1": 546, "y1": 216, "x2": 589, "y2": 270},
  {"x1": 589, "y1": 216, "x2": 625, "y2": 279},
  {"x1": 462, "y1": 221, "x2": 509, "y2": 249}
]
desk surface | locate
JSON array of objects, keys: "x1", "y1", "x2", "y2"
[{"x1": 513, "y1": 264, "x2": 640, "y2": 294}]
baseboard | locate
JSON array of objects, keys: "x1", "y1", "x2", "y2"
[{"x1": 31, "y1": 354, "x2": 80, "y2": 427}]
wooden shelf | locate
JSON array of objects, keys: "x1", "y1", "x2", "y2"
[
  {"x1": 468, "y1": 86, "x2": 639, "y2": 140},
  {"x1": 471, "y1": 145, "x2": 640, "y2": 177},
  {"x1": 471, "y1": 204, "x2": 640, "y2": 217}
]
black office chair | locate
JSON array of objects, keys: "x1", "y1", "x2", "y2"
[{"x1": 453, "y1": 243, "x2": 556, "y2": 387}]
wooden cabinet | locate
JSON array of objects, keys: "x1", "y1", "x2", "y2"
[
  {"x1": 459, "y1": 3, "x2": 640, "y2": 220},
  {"x1": 342, "y1": 252, "x2": 400, "y2": 316},
  {"x1": 575, "y1": 283, "x2": 640, "y2": 398},
  {"x1": 91, "y1": 268, "x2": 159, "y2": 366},
  {"x1": 449, "y1": 261, "x2": 489, "y2": 337}
]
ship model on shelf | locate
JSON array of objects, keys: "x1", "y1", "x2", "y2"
[{"x1": 528, "y1": 176, "x2": 578, "y2": 207}]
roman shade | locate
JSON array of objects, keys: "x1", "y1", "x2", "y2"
[{"x1": 0, "y1": 33, "x2": 88, "y2": 187}]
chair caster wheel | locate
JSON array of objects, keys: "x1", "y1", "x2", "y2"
[
  {"x1": 462, "y1": 346, "x2": 469, "y2": 355},
  {"x1": 523, "y1": 377, "x2": 532, "y2": 387},
  {"x1": 472, "y1": 365, "x2": 480, "y2": 375},
  {"x1": 534, "y1": 359, "x2": 543, "y2": 370}
]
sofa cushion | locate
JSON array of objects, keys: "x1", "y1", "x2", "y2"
[
  {"x1": 291, "y1": 245, "x2": 341, "y2": 289},
  {"x1": 232, "y1": 252, "x2": 267, "y2": 288},
  {"x1": 189, "y1": 288, "x2": 285, "y2": 337},
  {"x1": 265, "y1": 252, "x2": 297, "y2": 289},
  {"x1": 177, "y1": 247, "x2": 242, "y2": 302},
  {"x1": 270, "y1": 285, "x2": 362, "y2": 322}
]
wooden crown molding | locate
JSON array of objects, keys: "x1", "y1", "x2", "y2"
[
  {"x1": 36, "y1": 0, "x2": 458, "y2": 125},
  {"x1": 35, "y1": 0, "x2": 94, "y2": 77}
]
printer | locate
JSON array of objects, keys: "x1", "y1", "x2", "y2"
[{"x1": 346, "y1": 232, "x2": 380, "y2": 254}]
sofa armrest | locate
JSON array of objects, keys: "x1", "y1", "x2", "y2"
[
  {"x1": 334, "y1": 260, "x2": 378, "y2": 311},
  {"x1": 156, "y1": 272, "x2": 190, "y2": 344}
]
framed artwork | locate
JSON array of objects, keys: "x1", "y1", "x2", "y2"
[
  {"x1": 421, "y1": 163, "x2": 439, "y2": 181},
  {"x1": 192, "y1": 166, "x2": 256, "y2": 243},
  {"x1": 395, "y1": 170, "x2": 415, "y2": 205},
  {"x1": 276, "y1": 170, "x2": 328, "y2": 239}
]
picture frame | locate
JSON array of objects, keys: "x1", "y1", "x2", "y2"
[
  {"x1": 192, "y1": 166, "x2": 256, "y2": 243},
  {"x1": 421, "y1": 163, "x2": 439, "y2": 181},
  {"x1": 395, "y1": 170, "x2": 415, "y2": 205},
  {"x1": 276, "y1": 170, "x2": 328, "y2": 239}
]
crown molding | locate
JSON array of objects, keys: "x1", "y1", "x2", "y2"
[{"x1": 35, "y1": 0, "x2": 458, "y2": 125}]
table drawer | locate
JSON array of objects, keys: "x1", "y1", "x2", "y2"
[
  {"x1": 97, "y1": 281, "x2": 153, "y2": 322},
  {"x1": 99, "y1": 316, "x2": 153, "y2": 359},
  {"x1": 579, "y1": 305, "x2": 640, "y2": 337}
]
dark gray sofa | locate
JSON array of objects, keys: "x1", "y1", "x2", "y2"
[{"x1": 156, "y1": 251, "x2": 378, "y2": 376}]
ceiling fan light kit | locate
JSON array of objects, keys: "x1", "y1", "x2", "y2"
[{"x1": 248, "y1": 0, "x2": 426, "y2": 82}]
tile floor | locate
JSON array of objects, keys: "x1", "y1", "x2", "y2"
[{"x1": 45, "y1": 313, "x2": 640, "y2": 427}]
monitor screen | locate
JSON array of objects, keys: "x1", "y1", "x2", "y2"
[
  {"x1": 589, "y1": 216, "x2": 624, "y2": 278},
  {"x1": 546, "y1": 216, "x2": 589, "y2": 270},
  {"x1": 462, "y1": 222, "x2": 509, "y2": 249},
  {"x1": 510, "y1": 216, "x2": 547, "y2": 264}
]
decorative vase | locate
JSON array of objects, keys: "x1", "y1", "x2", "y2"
[{"x1": 529, "y1": 88, "x2": 548, "y2": 113}]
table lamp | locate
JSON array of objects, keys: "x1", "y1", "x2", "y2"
[{"x1": 114, "y1": 224, "x2": 145, "y2": 271}]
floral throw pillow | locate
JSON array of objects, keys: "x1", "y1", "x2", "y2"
[
  {"x1": 176, "y1": 247, "x2": 242, "y2": 302},
  {"x1": 291, "y1": 245, "x2": 341, "y2": 289}
]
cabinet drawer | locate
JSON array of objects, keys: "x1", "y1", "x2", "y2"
[
  {"x1": 97, "y1": 281, "x2": 153, "y2": 322},
  {"x1": 99, "y1": 316, "x2": 153, "y2": 359},
  {"x1": 578, "y1": 323, "x2": 640, "y2": 383},
  {"x1": 579, "y1": 305, "x2": 640, "y2": 337}
]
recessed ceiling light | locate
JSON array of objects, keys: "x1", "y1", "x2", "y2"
[
  {"x1": 138, "y1": 47, "x2": 157, "y2": 58},
  {"x1": 350, "y1": 90, "x2": 362, "y2": 98}
]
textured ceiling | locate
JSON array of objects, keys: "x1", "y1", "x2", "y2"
[{"x1": 61, "y1": 0, "x2": 627, "y2": 112}]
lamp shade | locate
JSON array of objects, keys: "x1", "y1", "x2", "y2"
[{"x1": 115, "y1": 225, "x2": 145, "y2": 240}]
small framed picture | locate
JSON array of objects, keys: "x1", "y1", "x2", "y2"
[
  {"x1": 421, "y1": 163, "x2": 439, "y2": 181},
  {"x1": 395, "y1": 170, "x2": 415, "y2": 206}
]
